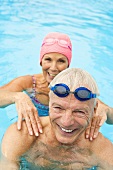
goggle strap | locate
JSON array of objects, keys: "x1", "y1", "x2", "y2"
[{"x1": 91, "y1": 94, "x2": 97, "y2": 98}]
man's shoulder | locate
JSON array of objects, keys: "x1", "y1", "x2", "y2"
[
  {"x1": 41, "y1": 116, "x2": 50, "y2": 128},
  {"x1": 95, "y1": 132, "x2": 112, "y2": 144},
  {"x1": 7, "y1": 122, "x2": 37, "y2": 141},
  {"x1": 1, "y1": 122, "x2": 37, "y2": 161},
  {"x1": 77, "y1": 132, "x2": 113, "y2": 157},
  {"x1": 91, "y1": 132, "x2": 112, "y2": 145},
  {"x1": 90, "y1": 132, "x2": 113, "y2": 154}
]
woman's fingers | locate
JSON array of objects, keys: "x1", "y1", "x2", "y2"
[
  {"x1": 34, "y1": 113, "x2": 43, "y2": 134},
  {"x1": 85, "y1": 116, "x2": 102, "y2": 141},
  {"x1": 29, "y1": 109, "x2": 40, "y2": 136},
  {"x1": 99, "y1": 117, "x2": 107, "y2": 126},
  {"x1": 29, "y1": 109, "x2": 43, "y2": 136},
  {"x1": 89, "y1": 116, "x2": 101, "y2": 140},
  {"x1": 37, "y1": 121, "x2": 43, "y2": 134},
  {"x1": 16, "y1": 102, "x2": 23, "y2": 130},
  {"x1": 17, "y1": 114, "x2": 22, "y2": 130},
  {"x1": 85, "y1": 99, "x2": 108, "y2": 141},
  {"x1": 17, "y1": 107, "x2": 43, "y2": 136},
  {"x1": 24, "y1": 115, "x2": 33, "y2": 136},
  {"x1": 15, "y1": 93, "x2": 43, "y2": 136}
]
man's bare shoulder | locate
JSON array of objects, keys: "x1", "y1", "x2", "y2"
[
  {"x1": 90, "y1": 132, "x2": 113, "y2": 167},
  {"x1": 1, "y1": 116, "x2": 50, "y2": 159},
  {"x1": 1, "y1": 122, "x2": 37, "y2": 161},
  {"x1": 91, "y1": 132, "x2": 113, "y2": 149}
]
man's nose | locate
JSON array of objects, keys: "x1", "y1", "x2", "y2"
[{"x1": 61, "y1": 110, "x2": 74, "y2": 126}]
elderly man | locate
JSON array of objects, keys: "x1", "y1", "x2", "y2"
[{"x1": 1, "y1": 68, "x2": 113, "y2": 170}]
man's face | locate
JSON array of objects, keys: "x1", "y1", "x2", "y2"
[{"x1": 49, "y1": 93, "x2": 96, "y2": 144}]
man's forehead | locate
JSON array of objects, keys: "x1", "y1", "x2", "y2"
[
  {"x1": 50, "y1": 92, "x2": 75, "y2": 101},
  {"x1": 50, "y1": 93, "x2": 80, "y2": 106},
  {"x1": 50, "y1": 92, "x2": 94, "y2": 108}
]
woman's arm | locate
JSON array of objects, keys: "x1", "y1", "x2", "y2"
[
  {"x1": 0, "y1": 75, "x2": 32, "y2": 91},
  {"x1": 0, "y1": 76, "x2": 28, "y2": 107},
  {"x1": 97, "y1": 99, "x2": 113, "y2": 124},
  {"x1": 0, "y1": 90, "x2": 17, "y2": 107},
  {"x1": 0, "y1": 75, "x2": 43, "y2": 136}
]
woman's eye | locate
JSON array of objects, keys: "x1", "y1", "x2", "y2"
[
  {"x1": 45, "y1": 58, "x2": 51, "y2": 61},
  {"x1": 58, "y1": 59, "x2": 65, "y2": 63}
]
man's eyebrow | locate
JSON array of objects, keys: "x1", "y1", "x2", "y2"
[
  {"x1": 52, "y1": 103, "x2": 65, "y2": 108},
  {"x1": 73, "y1": 107, "x2": 89, "y2": 113},
  {"x1": 52, "y1": 102, "x2": 61, "y2": 106}
]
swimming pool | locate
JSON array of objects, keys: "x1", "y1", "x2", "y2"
[{"x1": 0, "y1": 0, "x2": 113, "y2": 169}]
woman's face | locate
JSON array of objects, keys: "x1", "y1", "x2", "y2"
[{"x1": 41, "y1": 52, "x2": 68, "y2": 83}]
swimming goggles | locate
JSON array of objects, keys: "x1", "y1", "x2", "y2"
[
  {"x1": 42, "y1": 38, "x2": 72, "y2": 51},
  {"x1": 50, "y1": 83, "x2": 97, "y2": 101}
]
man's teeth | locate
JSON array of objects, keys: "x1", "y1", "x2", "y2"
[{"x1": 61, "y1": 127, "x2": 73, "y2": 133}]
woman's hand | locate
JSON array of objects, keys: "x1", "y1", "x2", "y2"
[
  {"x1": 15, "y1": 92, "x2": 43, "y2": 136},
  {"x1": 85, "y1": 99, "x2": 107, "y2": 141},
  {"x1": 85, "y1": 115, "x2": 106, "y2": 141}
]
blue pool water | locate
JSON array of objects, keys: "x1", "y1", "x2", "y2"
[{"x1": 0, "y1": 0, "x2": 113, "y2": 169}]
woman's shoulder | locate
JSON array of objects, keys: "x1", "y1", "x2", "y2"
[
  {"x1": 17, "y1": 74, "x2": 43, "y2": 81},
  {"x1": 33, "y1": 73, "x2": 48, "y2": 87},
  {"x1": 15, "y1": 74, "x2": 43, "y2": 89},
  {"x1": 33, "y1": 73, "x2": 45, "y2": 80}
]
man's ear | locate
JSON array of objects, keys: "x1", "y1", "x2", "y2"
[{"x1": 94, "y1": 100, "x2": 98, "y2": 115}]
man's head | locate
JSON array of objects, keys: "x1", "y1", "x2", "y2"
[{"x1": 49, "y1": 68, "x2": 99, "y2": 144}]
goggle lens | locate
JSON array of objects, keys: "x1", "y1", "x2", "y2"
[
  {"x1": 76, "y1": 90, "x2": 90, "y2": 98},
  {"x1": 55, "y1": 86, "x2": 67, "y2": 94}
]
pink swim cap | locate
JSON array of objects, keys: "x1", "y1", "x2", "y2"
[{"x1": 40, "y1": 32, "x2": 72, "y2": 66}]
